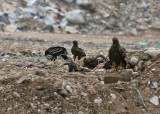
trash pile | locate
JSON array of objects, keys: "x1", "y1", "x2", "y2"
[{"x1": 0, "y1": 0, "x2": 160, "y2": 35}]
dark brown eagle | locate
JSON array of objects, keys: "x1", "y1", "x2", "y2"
[
  {"x1": 45, "y1": 46, "x2": 69, "y2": 61},
  {"x1": 71, "y1": 41, "x2": 86, "y2": 61},
  {"x1": 108, "y1": 37, "x2": 127, "y2": 70},
  {"x1": 82, "y1": 55, "x2": 107, "y2": 69}
]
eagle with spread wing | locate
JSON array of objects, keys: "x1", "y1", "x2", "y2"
[
  {"x1": 45, "y1": 46, "x2": 69, "y2": 61},
  {"x1": 109, "y1": 37, "x2": 127, "y2": 71},
  {"x1": 71, "y1": 41, "x2": 86, "y2": 61}
]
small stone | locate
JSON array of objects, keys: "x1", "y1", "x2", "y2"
[
  {"x1": 129, "y1": 57, "x2": 138, "y2": 65},
  {"x1": 110, "y1": 93, "x2": 116, "y2": 100},
  {"x1": 2, "y1": 58, "x2": 7, "y2": 62},
  {"x1": 94, "y1": 97, "x2": 102, "y2": 104},
  {"x1": 16, "y1": 76, "x2": 28, "y2": 84},
  {"x1": 78, "y1": 111, "x2": 85, "y2": 114},
  {"x1": 151, "y1": 69, "x2": 156, "y2": 72},
  {"x1": 151, "y1": 81, "x2": 158, "y2": 89},
  {"x1": 66, "y1": 98, "x2": 70, "y2": 100},
  {"x1": 34, "y1": 58, "x2": 40, "y2": 63},
  {"x1": 150, "y1": 96, "x2": 159, "y2": 106},
  {"x1": 132, "y1": 72, "x2": 140, "y2": 78},
  {"x1": 81, "y1": 92, "x2": 88, "y2": 97},
  {"x1": 65, "y1": 0, "x2": 74, "y2": 3},
  {"x1": 13, "y1": 92, "x2": 21, "y2": 98},
  {"x1": 4, "y1": 55, "x2": 10, "y2": 58},
  {"x1": 137, "y1": 61, "x2": 145, "y2": 71},
  {"x1": 60, "y1": 89, "x2": 68, "y2": 97},
  {"x1": 43, "y1": 25, "x2": 54, "y2": 33},
  {"x1": 133, "y1": 99, "x2": 140, "y2": 107},
  {"x1": 44, "y1": 103, "x2": 50, "y2": 107},
  {"x1": 95, "y1": 69, "x2": 106, "y2": 72},
  {"x1": 50, "y1": 78, "x2": 63, "y2": 88},
  {"x1": 35, "y1": 71, "x2": 44, "y2": 76},
  {"x1": 0, "y1": 87, "x2": 4, "y2": 91},
  {"x1": 65, "y1": 85, "x2": 72, "y2": 93},
  {"x1": 76, "y1": 0, "x2": 92, "y2": 7},
  {"x1": 130, "y1": 28, "x2": 138, "y2": 36},
  {"x1": 7, "y1": 107, "x2": 12, "y2": 111}
]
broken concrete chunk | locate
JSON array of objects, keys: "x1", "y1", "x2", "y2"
[{"x1": 104, "y1": 73, "x2": 122, "y2": 84}]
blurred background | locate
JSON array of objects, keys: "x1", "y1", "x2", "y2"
[{"x1": 0, "y1": 0, "x2": 160, "y2": 36}]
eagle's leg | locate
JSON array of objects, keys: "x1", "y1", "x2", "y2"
[
  {"x1": 118, "y1": 66, "x2": 123, "y2": 70},
  {"x1": 111, "y1": 61, "x2": 117, "y2": 71},
  {"x1": 118, "y1": 61, "x2": 125, "y2": 70},
  {"x1": 78, "y1": 56, "x2": 81, "y2": 60},
  {"x1": 53, "y1": 56, "x2": 57, "y2": 64},
  {"x1": 73, "y1": 55, "x2": 76, "y2": 61}
]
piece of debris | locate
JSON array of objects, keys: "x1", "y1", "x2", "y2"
[{"x1": 150, "y1": 96, "x2": 159, "y2": 106}]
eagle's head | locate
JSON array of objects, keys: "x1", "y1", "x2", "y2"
[
  {"x1": 73, "y1": 40, "x2": 78, "y2": 46},
  {"x1": 112, "y1": 37, "x2": 119, "y2": 45}
]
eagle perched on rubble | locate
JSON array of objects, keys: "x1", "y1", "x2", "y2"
[
  {"x1": 109, "y1": 37, "x2": 127, "y2": 70},
  {"x1": 45, "y1": 46, "x2": 69, "y2": 61},
  {"x1": 71, "y1": 41, "x2": 86, "y2": 61}
]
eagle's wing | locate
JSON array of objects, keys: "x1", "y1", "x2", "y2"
[
  {"x1": 76, "y1": 48, "x2": 86, "y2": 56},
  {"x1": 119, "y1": 47, "x2": 127, "y2": 68},
  {"x1": 45, "y1": 47, "x2": 67, "y2": 56},
  {"x1": 108, "y1": 46, "x2": 114, "y2": 61},
  {"x1": 119, "y1": 47, "x2": 126, "y2": 60}
]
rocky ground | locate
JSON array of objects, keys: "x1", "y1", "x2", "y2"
[{"x1": 0, "y1": 32, "x2": 160, "y2": 114}]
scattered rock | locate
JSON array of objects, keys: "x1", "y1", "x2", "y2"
[
  {"x1": 81, "y1": 92, "x2": 88, "y2": 97},
  {"x1": 65, "y1": 0, "x2": 74, "y2": 3},
  {"x1": 76, "y1": 0, "x2": 94, "y2": 11},
  {"x1": 133, "y1": 99, "x2": 140, "y2": 107},
  {"x1": 150, "y1": 96, "x2": 159, "y2": 106},
  {"x1": 0, "y1": 87, "x2": 5, "y2": 91},
  {"x1": 137, "y1": 61, "x2": 145, "y2": 71},
  {"x1": 65, "y1": 85, "x2": 72, "y2": 93},
  {"x1": 35, "y1": 71, "x2": 44, "y2": 76},
  {"x1": 110, "y1": 93, "x2": 116, "y2": 100},
  {"x1": 120, "y1": 69, "x2": 133, "y2": 81},
  {"x1": 16, "y1": 75, "x2": 28, "y2": 84},
  {"x1": 132, "y1": 72, "x2": 140, "y2": 78},
  {"x1": 151, "y1": 81, "x2": 158, "y2": 89},
  {"x1": 60, "y1": 88, "x2": 68, "y2": 97},
  {"x1": 94, "y1": 97, "x2": 102, "y2": 104},
  {"x1": 43, "y1": 25, "x2": 54, "y2": 33},
  {"x1": 50, "y1": 78, "x2": 63, "y2": 88},
  {"x1": 129, "y1": 57, "x2": 139, "y2": 65},
  {"x1": 13, "y1": 92, "x2": 21, "y2": 98}
]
